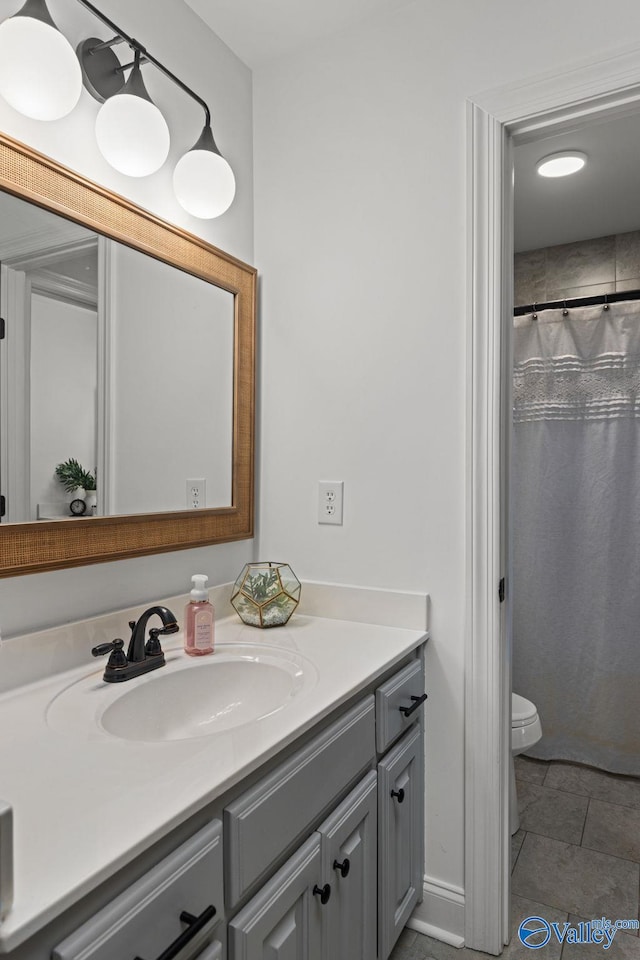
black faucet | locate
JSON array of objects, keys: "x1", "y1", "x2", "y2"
[{"x1": 92, "y1": 606, "x2": 179, "y2": 683}]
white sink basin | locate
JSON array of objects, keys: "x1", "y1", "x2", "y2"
[{"x1": 46, "y1": 643, "x2": 317, "y2": 742}]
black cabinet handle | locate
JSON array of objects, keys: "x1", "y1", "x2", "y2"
[
  {"x1": 333, "y1": 857, "x2": 350, "y2": 878},
  {"x1": 398, "y1": 693, "x2": 428, "y2": 717},
  {"x1": 134, "y1": 904, "x2": 216, "y2": 960},
  {"x1": 391, "y1": 788, "x2": 405, "y2": 804},
  {"x1": 313, "y1": 883, "x2": 331, "y2": 904}
]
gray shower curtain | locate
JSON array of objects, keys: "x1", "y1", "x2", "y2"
[{"x1": 512, "y1": 300, "x2": 640, "y2": 776}]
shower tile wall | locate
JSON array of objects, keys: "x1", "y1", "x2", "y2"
[{"x1": 515, "y1": 229, "x2": 640, "y2": 306}]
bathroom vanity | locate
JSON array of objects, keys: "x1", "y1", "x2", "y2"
[{"x1": 0, "y1": 607, "x2": 428, "y2": 960}]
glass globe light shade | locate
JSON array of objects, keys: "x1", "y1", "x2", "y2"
[
  {"x1": 95, "y1": 91, "x2": 170, "y2": 177},
  {"x1": 173, "y1": 126, "x2": 235, "y2": 218},
  {"x1": 0, "y1": 11, "x2": 82, "y2": 120}
]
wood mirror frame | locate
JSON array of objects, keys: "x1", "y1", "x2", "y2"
[{"x1": 0, "y1": 132, "x2": 255, "y2": 578}]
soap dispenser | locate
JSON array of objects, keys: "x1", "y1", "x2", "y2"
[{"x1": 184, "y1": 574, "x2": 214, "y2": 656}]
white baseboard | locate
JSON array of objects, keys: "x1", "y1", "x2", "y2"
[{"x1": 407, "y1": 876, "x2": 465, "y2": 947}]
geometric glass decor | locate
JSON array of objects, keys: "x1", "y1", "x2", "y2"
[{"x1": 231, "y1": 561, "x2": 301, "y2": 628}]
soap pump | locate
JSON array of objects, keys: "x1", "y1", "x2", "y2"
[{"x1": 184, "y1": 574, "x2": 214, "y2": 656}]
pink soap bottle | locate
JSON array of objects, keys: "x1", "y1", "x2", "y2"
[{"x1": 184, "y1": 574, "x2": 214, "y2": 656}]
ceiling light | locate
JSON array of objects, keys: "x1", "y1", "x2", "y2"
[
  {"x1": 0, "y1": 0, "x2": 82, "y2": 121},
  {"x1": 173, "y1": 124, "x2": 236, "y2": 219},
  {"x1": 95, "y1": 50, "x2": 170, "y2": 177},
  {"x1": 536, "y1": 151, "x2": 587, "y2": 178}
]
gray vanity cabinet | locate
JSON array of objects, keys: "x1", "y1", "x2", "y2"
[
  {"x1": 224, "y1": 697, "x2": 376, "y2": 909},
  {"x1": 35, "y1": 647, "x2": 426, "y2": 960},
  {"x1": 317, "y1": 770, "x2": 377, "y2": 960},
  {"x1": 229, "y1": 770, "x2": 378, "y2": 960},
  {"x1": 228, "y1": 834, "x2": 323, "y2": 960},
  {"x1": 377, "y1": 723, "x2": 424, "y2": 959}
]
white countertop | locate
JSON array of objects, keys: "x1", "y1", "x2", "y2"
[{"x1": 0, "y1": 612, "x2": 427, "y2": 952}]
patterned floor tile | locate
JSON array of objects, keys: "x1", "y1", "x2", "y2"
[
  {"x1": 560, "y1": 916, "x2": 640, "y2": 958},
  {"x1": 544, "y1": 764, "x2": 640, "y2": 811},
  {"x1": 516, "y1": 782, "x2": 589, "y2": 845},
  {"x1": 512, "y1": 833, "x2": 639, "y2": 918},
  {"x1": 503, "y1": 895, "x2": 568, "y2": 960},
  {"x1": 582, "y1": 799, "x2": 640, "y2": 863},
  {"x1": 515, "y1": 756, "x2": 550, "y2": 785}
]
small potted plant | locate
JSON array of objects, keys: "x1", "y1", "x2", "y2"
[{"x1": 55, "y1": 459, "x2": 97, "y2": 514}]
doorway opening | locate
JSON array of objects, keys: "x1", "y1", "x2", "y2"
[
  {"x1": 509, "y1": 105, "x2": 640, "y2": 951},
  {"x1": 466, "y1": 47, "x2": 640, "y2": 956}
]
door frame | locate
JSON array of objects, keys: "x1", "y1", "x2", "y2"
[{"x1": 465, "y1": 42, "x2": 640, "y2": 954}]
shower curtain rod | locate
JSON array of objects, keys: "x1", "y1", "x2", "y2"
[{"x1": 514, "y1": 288, "x2": 640, "y2": 317}]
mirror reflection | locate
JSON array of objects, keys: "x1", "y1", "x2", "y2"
[{"x1": 0, "y1": 192, "x2": 234, "y2": 523}]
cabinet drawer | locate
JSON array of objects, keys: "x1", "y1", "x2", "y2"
[
  {"x1": 375, "y1": 658, "x2": 425, "y2": 753},
  {"x1": 52, "y1": 821, "x2": 224, "y2": 960},
  {"x1": 225, "y1": 696, "x2": 375, "y2": 907}
]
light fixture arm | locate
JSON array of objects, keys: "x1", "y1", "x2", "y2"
[
  {"x1": 115, "y1": 54, "x2": 150, "y2": 74},
  {"x1": 75, "y1": 0, "x2": 212, "y2": 127}
]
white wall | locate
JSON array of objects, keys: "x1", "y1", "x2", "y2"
[
  {"x1": 0, "y1": 0, "x2": 254, "y2": 636},
  {"x1": 30, "y1": 295, "x2": 97, "y2": 518},
  {"x1": 111, "y1": 242, "x2": 233, "y2": 515},
  {"x1": 252, "y1": 0, "x2": 640, "y2": 929}
]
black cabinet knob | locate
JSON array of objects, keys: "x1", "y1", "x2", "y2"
[
  {"x1": 313, "y1": 883, "x2": 331, "y2": 904},
  {"x1": 391, "y1": 787, "x2": 405, "y2": 804},
  {"x1": 333, "y1": 857, "x2": 350, "y2": 878}
]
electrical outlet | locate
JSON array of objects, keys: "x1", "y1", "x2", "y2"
[
  {"x1": 318, "y1": 481, "x2": 343, "y2": 525},
  {"x1": 186, "y1": 478, "x2": 206, "y2": 509}
]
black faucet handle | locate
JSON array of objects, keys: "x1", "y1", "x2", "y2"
[
  {"x1": 91, "y1": 638, "x2": 128, "y2": 669},
  {"x1": 145, "y1": 627, "x2": 163, "y2": 657}
]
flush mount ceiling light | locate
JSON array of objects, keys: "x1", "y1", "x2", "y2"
[
  {"x1": 536, "y1": 151, "x2": 587, "y2": 178},
  {"x1": 0, "y1": 0, "x2": 82, "y2": 120},
  {"x1": 0, "y1": 0, "x2": 236, "y2": 217}
]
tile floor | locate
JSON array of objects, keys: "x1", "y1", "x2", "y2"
[{"x1": 390, "y1": 758, "x2": 640, "y2": 960}]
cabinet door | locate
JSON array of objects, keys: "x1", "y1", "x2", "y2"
[
  {"x1": 377, "y1": 724, "x2": 424, "y2": 960},
  {"x1": 317, "y1": 770, "x2": 377, "y2": 960},
  {"x1": 229, "y1": 834, "x2": 323, "y2": 960}
]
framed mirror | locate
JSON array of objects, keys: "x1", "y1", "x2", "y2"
[{"x1": 0, "y1": 131, "x2": 256, "y2": 577}]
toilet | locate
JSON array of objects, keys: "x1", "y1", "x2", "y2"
[{"x1": 510, "y1": 693, "x2": 542, "y2": 834}]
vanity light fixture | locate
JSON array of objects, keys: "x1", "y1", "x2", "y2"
[
  {"x1": 173, "y1": 122, "x2": 236, "y2": 219},
  {"x1": 94, "y1": 48, "x2": 170, "y2": 177},
  {"x1": 0, "y1": 0, "x2": 235, "y2": 217},
  {"x1": 536, "y1": 151, "x2": 587, "y2": 178},
  {"x1": 0, "y1": 0, "x2": 82, "y2": 121}
]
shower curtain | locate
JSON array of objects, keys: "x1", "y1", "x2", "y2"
[{"x1": 512, "y1": 299, "x2": 640, "y2": 776}]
